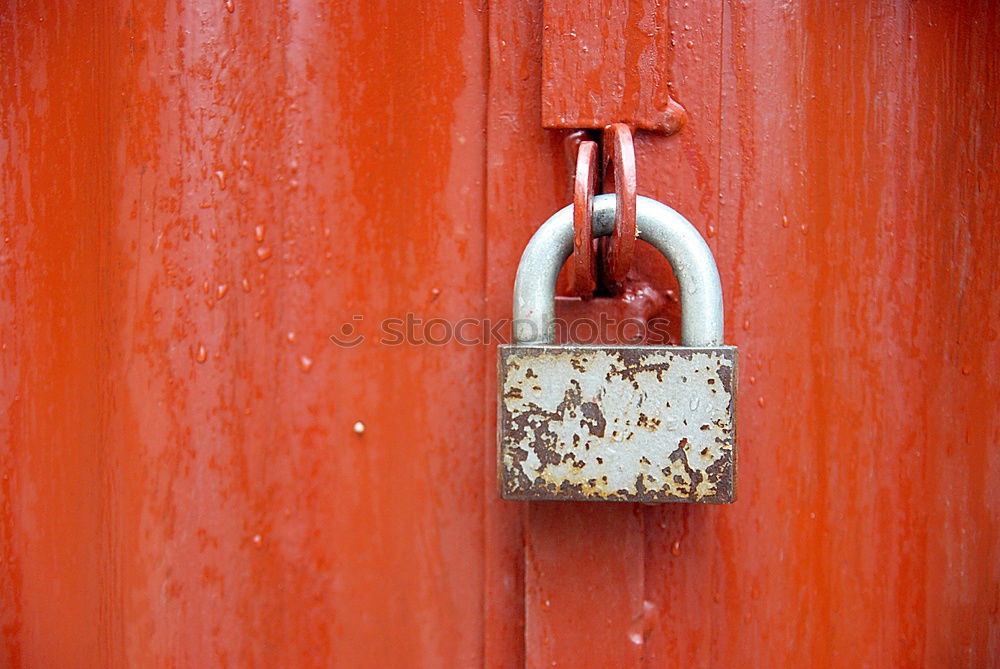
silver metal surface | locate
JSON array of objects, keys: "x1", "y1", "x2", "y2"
[
  {"x1": 499, "y1": 345, "x2": 736, "y2": 503},
  {"x1": 512, "y1": 194, "x2": 724, "y2": 346},
  {"x1": 500, "y1": 194, "x2": 736, "y2": 504}
]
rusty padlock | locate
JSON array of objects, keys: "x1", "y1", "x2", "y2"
[{"x1": 498, "y1": 195, "x2": 737, "y2": 503}]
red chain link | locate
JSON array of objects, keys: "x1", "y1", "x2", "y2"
[
  {"x1": 600, "y1": 123, "x2": 636, "y2": 294},
  {"x1": 567, "y1": 140, "x2": 599, "y2": 296}
]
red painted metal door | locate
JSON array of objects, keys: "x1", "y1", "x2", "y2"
[{"x1": 1, "y1": 1, "x2": 998, "y2": 667}]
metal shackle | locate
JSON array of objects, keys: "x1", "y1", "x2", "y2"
[{"x1": 512, "y1": 194, "x2": 724, "y2": 346}]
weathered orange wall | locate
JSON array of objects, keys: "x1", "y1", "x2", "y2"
[{"x1": 1, "y1": 1, "x2": 997, "y2": 667}]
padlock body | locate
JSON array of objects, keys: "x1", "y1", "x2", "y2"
[{"x1": 498, "y1": 345, "x2": 736, "y2": 503}]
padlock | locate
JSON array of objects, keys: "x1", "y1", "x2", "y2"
[{"x1": 498, "y1": 194, "x2": 737, "y2": 503}]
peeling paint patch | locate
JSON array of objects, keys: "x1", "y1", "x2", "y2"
[{"x1": 498, "y1": 345, "x2": 737, "y2": 503}]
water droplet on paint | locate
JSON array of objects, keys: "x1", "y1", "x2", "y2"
[
  {"x1": 196, "y1": 344, "x2": 207, "y2": 363},
  {"x1": 298, "y1": 355, "x2": 313, "y2": 372}
]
